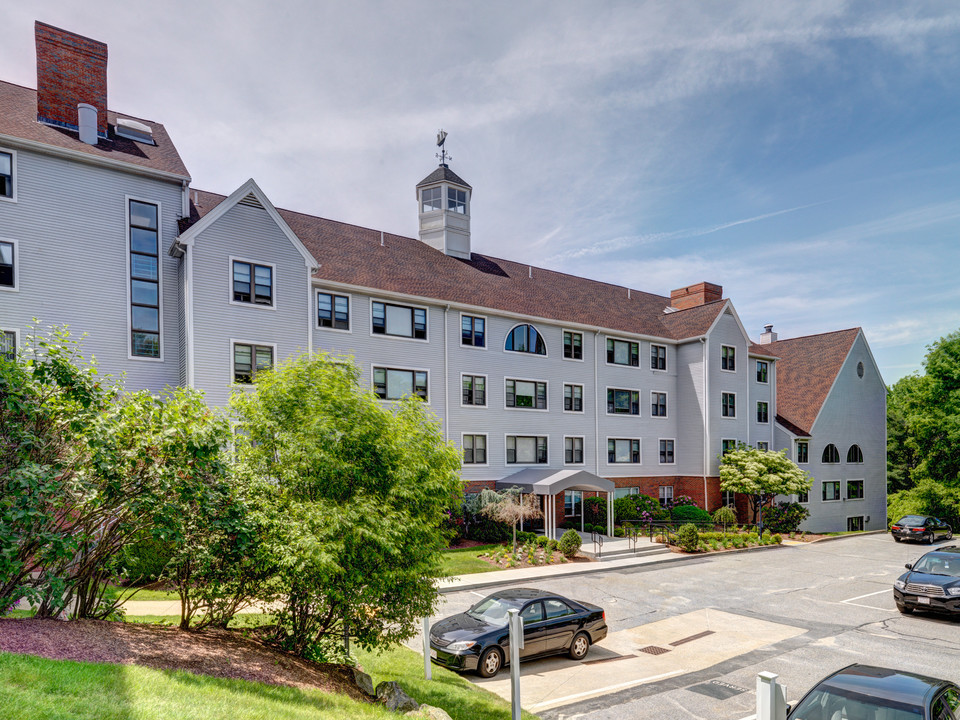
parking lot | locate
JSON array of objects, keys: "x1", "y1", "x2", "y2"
[{"x1": 429, "y1": 534, "x2": 960, "y2": 719}]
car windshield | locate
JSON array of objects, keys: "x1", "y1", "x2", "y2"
[
  {"x1": 791, "y1": 687, "x2": 922, "y2": 720},
  {"x1": 466, "y1": 596, "x2": 522, "y2": 626},
  {"x1": 912, "y1": 555, "x2": 960, "y2": 577},
  {"x1": 897, "y1": 516, "x2": 927, "y2": 527}
]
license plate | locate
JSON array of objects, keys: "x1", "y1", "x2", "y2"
[
  {"x1": 430, "y1": 649, "x2": 437, "y2": 659},
  {"x1": 918, "y1": 597, "x2": 931, "y2": 605}
]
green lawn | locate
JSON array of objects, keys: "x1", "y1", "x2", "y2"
[
  {"x1": 124, "y1": 613, "x2": 273, "y2": 629},
  {"x1": 441, "y1": 544, "x2": 503, "y2": 576},
  {"x1": 104, "y1": 584, "x2": 181, "y2": 603}
]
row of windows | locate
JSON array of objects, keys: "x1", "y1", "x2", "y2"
[
  {"x1": 794, "y1": 441, "x2": 865, "y2": 465},
  {"x1": 421, "y1": 186, "x2": 467, "y2": 214},
  {"x1": 466, "y1": 376, "x2": 672, "y2": 415},
  {"x1": 795, "y1": 479, "x2": 865, "y2": 504},
  {"x1": 460, "y1": 434, "x2": 677, "y2": 466},
  {"x1": 564, "y1": 486, "x2": 678, "y2": 514},
  {"x1": 719, "y1": 393, "x2": 770, "y2": 423}
]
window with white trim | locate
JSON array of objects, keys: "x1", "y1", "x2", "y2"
[
  {"x1": 373, "y1": 367, "x2": 428, "y2": 401},
  {"x1": 846, "y1": 480, "x2": 864, "y2": 500},
  {"x1": 317, "y1": 292, "x2": 349, "y2": 330},
  {"x1": 721, "y1": 439, "x2": 737, "y2": 455},
  {"x1": 651, "y1": 344, "x2": 666, "y2": 370},
  {"x1": 128, "y1": 200, "x2": 160, "y2": 358},
  {"x1": 565, "y1": 490, "x2": 582, "y2": 516},
  {"x1": 372, "y1": 301, "x2": 427, "y2": 340},
  {"x1": 797, "y1": 491, "x2": 809, "y2": 503},
  {"x1": 651, "y1": 392, "x2": 667, "y2": 417},
  {"x1": 822, "y1": 481, "x2": 840, "y2": 502},
  {"x1": 421, "y1": 186, "x2": 441, "y2": 212},
  {"x1": 0, "y1": 150, "x2": 13, "y2": 199},
  {"x1": 563, "y1": 331, "x2": 582, "y2": 360},
  {"x1": 607, "y1": 338, "x2": 639, "y2": 366},
  {"x1": 462, "y1": 434, "x2": 487, "y2": 465},
  {"x1": 564, "y1": 436, "x2": 584, "y2": 464},
  {"x1": 722, "y1": 490, "x2": 735, "y2": 507},
  {"x1": 614, "y1": 487, "x2": 639, "y2": 499},
  {"x1": 462, "y1": 374, "x2": 486, "y2": 406},
  {"x1": 233, "y1": 343, "x2": 273, "y2": 384},
  {"x1": 757, "y1": 401, "x2": 769, "y2": 423},
  {"x1": 608, "y1": 438, "x2": 640, "y2": 464},
  {"x1": 461, "y1": 315, "x2": 485, "y2": 347},
  {"x1": 505, "y1": 324, "x2": 546, "y2": 355},
  {"x1": 659, "y1": 485, "x2": 673, "y2": 507},
  {"x1": 847, "y1": 445, "x2": 863, "y2": 463},
  {"x1": 1, "y1": 330, "x2": 15, "y2": 361},
  {"x1": 659, "y1": 439, "x2": 675, "y2": 464},
  {"x1": 822, "y1": 444, "x2": 840, "y2": 464},
  {"x1": 506, "y1": 379, "x2": 547, "y2": 409},
  {"x1": 563, "y1": 383, "x2": 583, "y2": 412},
  {"x1": 756, "y1": 441, "x2": 769, "y2": 451},
  {"x1": 796, "y1": 440, "x2": 809, "y2": 464},
  {"x1": 756, "y1": 360, "x2": 768, "y2": 383},
  {"x1": 721, "y1": 345, "x2": 736, "y2": 371},
  {"x1": 847, "y1": 516, "x2": 864, "y2": 532},
  {"x1": 233, "y1": 260, "x2": 273, "y2": 306},
  {"x1": 447, "y1": 187, "x2": 467, "y2": 213},
  {"x1": 607, "y1": 388, "x2": 639, "y2": 415},
  {"x1": 721, "y1": 392, "x2": 736, "y2": 417},
  {"x1": 506, "y1": 435, "x2": 548, "y2": 464},
  {"x1": 0, "y1": 240, "x2": 14, "y2": 288}
]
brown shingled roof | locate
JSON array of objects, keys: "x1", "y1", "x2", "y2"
[
  {"x1": 0, "y1": 80, "x2": 189, "y2": 178},
  {"x1": 182, "y1": 189, "x2": 726, "y2": 340},
  {"x1": 765, "y1": 328, "x2": 860, "y2": 435}
]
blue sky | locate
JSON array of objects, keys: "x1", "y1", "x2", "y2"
[{"x1": 5, "y1": 1, "x2": 960, "y2": 382}]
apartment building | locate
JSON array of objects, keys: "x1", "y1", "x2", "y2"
[{"x1": 0, "y1": 22, "x2": 886, "y2": 531}]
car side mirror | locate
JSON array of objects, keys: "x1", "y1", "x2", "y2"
[{"x1": 905, "y1": 563, "x2": 913, "y2": 570}]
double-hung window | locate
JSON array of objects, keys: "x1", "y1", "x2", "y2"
[
  {"x1": 506, "y1": 435, "x2": 548, "y2": 464},
  {"x1": 462, "y1": 434, "x2": 487, "y2": 465},
  {"x1": 796, "y1": 440, "x2": 809, "y2": 463},
  {"x1": 506, "y1": 379, "x2": 547, "y2": 409},
  {"x1": 608, "y1": 438, "x2": 640, "y2": 464},
  {"x1": 0, "y1": 150, "x2": 13, "y2": 200},
  {"x1": 372, "y1": 301, "x2": 427, "y2": 340},
  {"x1": 721, "y1": 345, "x2": 736, "y2": 371},
  {"x1": 565, "y1": 490, "x2": 582, "y2": 516},
  {"x1": 721, "y1": 392, "x2": 736, "y2": 417},
  {"x1": 1, "y1": 330, "x2": 15, "y2": 361},
  {"x1": 756, "y1": 441, "x2": 769, "y2": 451},
  {"x1": 607, "y1": 338, "x2": 639, "y2": 366},
  {"x1": 374, "y1": 367, "x2": 428, "y2": 401},
  {"x1": 317, "y1": 292, "x2": 349, "y2": 330},
  {"x1": 607, "y1": 388, "x2": 639, "y2": 415},
  {"x1": 563, "y1": 331, "x2": 582, "y2": 360},
  {"x1": 128, "y1": 200, "x2": 161, "y2": 358},
  {"x1": 659, "y1": 439, "x2": 675, "y2": 464},
  {"x1": 564, "y1": 436, "x2": 584, "y2": 464},
  {"x1": 756, "y1": 361, "x2": 768, "y2": 383},
  {"x1": 233, "y1": 343, "x2": 273, "y2": 384},
  {"x1": 461, "y1": 315, "x2": 485, "y2": 347},
  {"x1": 563, "y1": 384, "x2": 583, "y2": 412},
  {"x1": 462, "y1": 374, "x2": 486, "y2": 406},
  {"x1": 722, "y1": 439, "x2": 737, "y2": 455},
  {"x1": 0, "y1": 240, "x2": 14, "y2": 289},
  {"x1": 651, "y1": 392, "x2": 667, "y2": 417},
  {"x1": 822, "y1": 481, "x2": 841, "y2": 502},
  {"x1": 233, "y1": 260, "x2": 273, "y2": 306},
  {"x1": 659, "y1": 486, "x2": 673, "y2": 507},
  {"x1": 651, "y1": 344, "x2": 666, "y2": 370},
  {"x1": 757, "y1": 401, "x2": 769, "y2": 423}
]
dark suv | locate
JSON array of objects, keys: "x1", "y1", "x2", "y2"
[
  {"x1": 894, "y1": 546, "x2": 960, "y2": 616},
  {"x1": 891, "y1": 515, "x2": 953, "y2": 544}
]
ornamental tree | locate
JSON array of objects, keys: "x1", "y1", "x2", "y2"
[
  {"x1": 719, "y1": 444, "x2": 812, "y2": 530},
  {"x1": 230, "y1": 353, "x2": 462, "y2": 661},
  {"x1": 479, "y1": 487, "x2": 542, "y2": 552}
]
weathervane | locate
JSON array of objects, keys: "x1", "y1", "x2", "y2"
[{"x1": 436, "y1": 129, "x2": 451, "y2": 166}]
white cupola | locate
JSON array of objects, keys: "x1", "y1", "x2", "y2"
[{"x1": 416, "y1": 157, "x2": 472, "y2": 259}]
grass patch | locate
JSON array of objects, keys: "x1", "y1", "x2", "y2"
[
  {"x1": 356, "y1": 644, "x2": 539, "y2": 720},
  {"x1": 441, "y1": 544, "x2": 503, "y2": 576},
  {"x1": 0, "y1": 651, "x2": 392, "y2": 720},
  {"x1": 104, "y1": 585, "x2": 181, "y2": 603},
  {"x1": 3, "y1": 609, "x2": 34, "y2": 619},
  {"x1": 123, "y1": 613, "x2": 275, "y2": 629}
]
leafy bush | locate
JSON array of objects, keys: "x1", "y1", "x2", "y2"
[
  {"x1": 673, "y1": 495, "x2": 697, "y2": 507},
  {"x1": 614, "y1": 494, "x2": 668, "y2": 523},
  {"x1": 671, "y1": 505, "x2": 712, "y2": 525},
  {"x1": 677, "y1": 524, "x2": 700, "y2": 552},
  {"x1": 773, "y1": 534, "x2": 782, "y2": 544},
  {"x1": 119, "y1": 536, "x2": 173, "y2": 585},
  {"x1": 516, "y1": 531, "x2": 538, "y2": 544},
  {"x1": 535, "y1": 535, "x2": 549, "y2": 548},
  {"x1": 546, "y1": 539, "x2": 559, "y2": 553},
  {"x1": 583, "y1": 496, "x2": 607, "y2": 527},
  {"x1": 762, "y1": 502, "x2": 811, "y2": 534},
  {"x1": 712, "y1": 505, "x2": 737, "y2": 526},
  {"x1": 559, "y1": 520, "x2": 577, "y2": 530},
  {"x1": 559, "y1": 530, "x2": 582, "y2": 557}
]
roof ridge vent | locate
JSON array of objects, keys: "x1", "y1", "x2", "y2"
[
  {"x1": 238, "y1": 192, "x2": 263, "y2": 209},
  {"x1": 116, "y1": 117, "x2": 154, "y2": 144}
]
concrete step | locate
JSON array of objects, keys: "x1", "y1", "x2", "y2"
[{"x1": 581, "y1": 543, "x2": 671, "y2": 561}]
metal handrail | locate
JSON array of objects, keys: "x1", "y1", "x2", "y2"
[{"x1": 591, "y1": 530, "x2": 603, "y2": 559}]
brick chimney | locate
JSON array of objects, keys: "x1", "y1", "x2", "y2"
[
  {"x1": 670, "y1": 282, "x2": 722, "y2": 310},
  {"x1": 35, "y1": 22, "x2": 108, "y2": 138}
]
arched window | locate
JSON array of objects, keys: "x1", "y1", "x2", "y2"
[
  {"x1": 504, "y1": 324, "x2": 546, "y2": 355},
  {"x1": 846, "y1": 444, "x2": 863, "y2": 463},
  {"x1": 822, "y1": 444, "x2": 840, "y2": 464}
]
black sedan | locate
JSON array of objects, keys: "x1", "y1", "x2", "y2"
[
  {"x1": 428, "y1": 588, "x2": 608, "y2": 677},
  {"x1": 787, "y1": 664, "x2": 959, "y2": 720},
  {"x1": 894, "y1": 545, "x2": 960, "y2": 616},
  {"x1": 891, "y1": 515, "x2": 953, "y2": 544}
]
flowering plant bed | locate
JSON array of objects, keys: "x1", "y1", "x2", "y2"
[{"x1": 478, "y1": 540, "x2": 583, "y2": 570}]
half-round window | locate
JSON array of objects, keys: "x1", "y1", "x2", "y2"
[
  {"x1": 822, "y1": 444, "x2": 840, "y2": 464},
  {"x1": 505, "y1": 324, "x2": 546, "y2": 356},
  {"x1": 847, "y1": 444, "x2": 863, "y2": 463}
]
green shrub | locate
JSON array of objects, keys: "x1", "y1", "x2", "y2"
[
  {"x1": 546, "y1": 539, "x2": 559, "y2": 553},
  {"x1": 613, "y1": 494, "x2": 668, "y2": 524},
  {"x1": 677, "y1": 524, "x2": 700, "y2": 552},
  {"x1": 559, "y1": 520, "x2": 576, "y2": 530},
  {"x1": 583, "y1": 496, "x2": 607, "y2": 527},
  {"x1": 762, "y1": 502, "x2": 811, "y2": 534},
  {"x1": 761, "y1": 529, "x2": 771, "y2": 541},
  {"x1": 671, "y1": 505, "x2": 712, "y2": 525},
  {"x1": 516, "y1": 531, "x2": 538, "y2": 544},
  {"x1": 120, "y1": 536, "x2": 174, "y2": 585},
  {"x1": 535, "y1": 535, "x2": 549, "y2": 548},
  {"x1": 712, "y1": 505, "x2": 737, "y2": 526},
  {"x1": 773, "y1": 534, "x2": 782, "y2": 544},
  {"x1": 559, "y1": 530, "x2": 582, "y2": 558},
  {"x1": 614, "y1": 526, "x2": 624, "y2": 537}
]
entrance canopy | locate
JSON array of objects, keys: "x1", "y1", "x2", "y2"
[{"x1": 496, "y1": 469, "x2": 615, "y2": 537}]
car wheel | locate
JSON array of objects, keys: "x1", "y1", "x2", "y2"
[
  {"x1": 926, "y1": 532, "x2": 934, "y2": 545},
  {"x1": 477, "y1": 647, "x2": 503, "y2": 678},
  {"x1": 897, "y1": 604, "x2": 913, "y2": 614},
  {"x1": 947, "y1": 528, "x2": 953, "y2": 540},
  {"x1": 893, "y1": 535, "x2": 901, "y2": 543},
  {"x1": 569, "y1": 632, "x2": 590, "y2": 660}
]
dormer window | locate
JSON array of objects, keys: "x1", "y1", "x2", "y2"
[
  {"x1": 421, "y1": 187, "x2": 442, "y2": 213},
  {"x1": 447, "y1": 187, "x2": 467, "y2": 213},
  {"x1": 505, "y1": 324, "x2": 546, "y2": 355}
]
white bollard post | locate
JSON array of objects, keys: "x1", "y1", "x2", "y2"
[
  {"x1": 508, "y1": 608, "x2": 524, "y2": 720},
  {"x1": 757, "y1": 671, "x2": 788, "y2": 720},
  {"x1": 423, "y1": 617, "x2": 432, "y2": 680}
]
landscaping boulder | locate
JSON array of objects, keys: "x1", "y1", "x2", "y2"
[
  {"x1": 376, "y1": 680, "x2": 420, "y2": 712},
  {"x1": 352, "y1": 667, "x2": 376, "y2": 696},
  {"x1": 406, "y1": 705, "x2": 453, "y2": 719}
]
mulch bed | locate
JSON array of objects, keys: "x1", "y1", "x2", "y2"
[{"x1": 0, "y1": 618, "x2": 370, "y2": 701}]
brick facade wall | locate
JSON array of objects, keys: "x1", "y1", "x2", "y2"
[{"x1": 35, "y1": 22, "x2": 108, "y2": 136}]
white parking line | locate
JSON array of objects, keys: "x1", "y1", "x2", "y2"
[
  {"x1": 841, "y1": 588, "x2": 889, "y2": 604},
  {"x1": 527, "y1": 669, "x2": 687, "y2": 710},
  {"x1": 469, "y1": 591, "x2": 486, "y2": 598}
]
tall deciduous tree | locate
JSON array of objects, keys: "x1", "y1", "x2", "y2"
[
  {"x1": 719, "y1": 445, "x2": 812, "y2": 529},
  {"x1": 231, "y1": 353, "x2": 462, "y2": 661}
]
